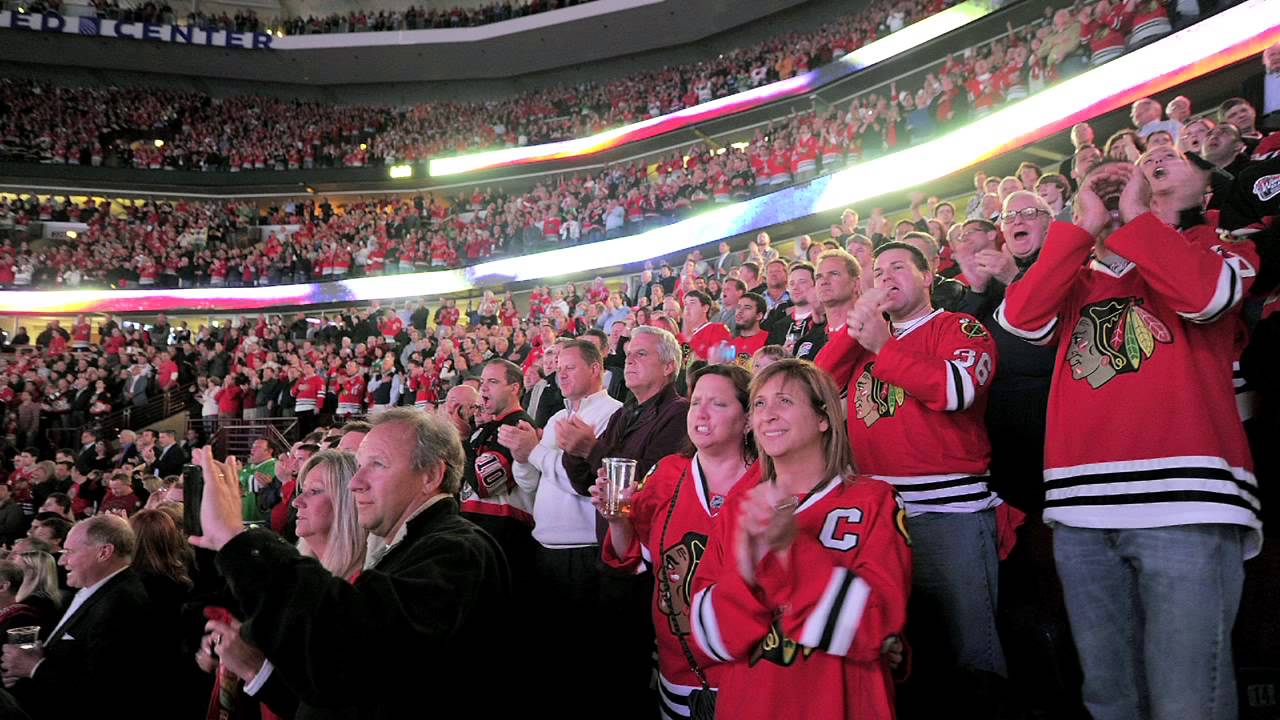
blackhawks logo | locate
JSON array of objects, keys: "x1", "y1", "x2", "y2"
[
  {"x1": 1067, "y1": 297, "x2": 1172, "y2": 389},
  {"x1": 657, "y1": 531, "x2": 706, "y2": 637},
  {"x1": 749, "y1": 616, "x2": 816, "y2": 668},
  {"x1": 959, "y1": 317, "x2": 989, "y2": 339},
  {"x1": 853, "y1": 362, "x2": 906, "y2": 428}
]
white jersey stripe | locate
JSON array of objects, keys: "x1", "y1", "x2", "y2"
[
  {"x1": 799, "y1": 568, "x2": 849, "y2": 649},
  {"x1": 994, "y1": 301, "x2": 1057, "y2": 345},
  {"x1": 827, "y1": 576, "x2": 872, "y2": 656}
]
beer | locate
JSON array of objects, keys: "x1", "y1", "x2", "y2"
[
  {"x1": 6, "y1": 626, "x2": 39, "y2": 650},
  {"x1": 602, "y1": 457, "x2": 637, "y2": 519}
]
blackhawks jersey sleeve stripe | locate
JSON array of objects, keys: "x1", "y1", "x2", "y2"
[
  {"x1": 1234, "y1": 361, "x2": 1256, "y2": 422},
  {"x1": 1179, "y1": 259, "x2": 1241, "y2": 323},
  {"x1": 872, "y1": 473, "x2": 999, "y2": 516},
  {"x1": 690, "y1": 586, "x2": 733, "y2": 663},
  {"x1": 944, "y1": 360, "x2": 975, "y2": 411},
  {"x1": 994, "y1": 301, "x2": 1058, "y2": 345},
  {"x1": 798, "y1": 567, "x2": 872, "y2": 656}
]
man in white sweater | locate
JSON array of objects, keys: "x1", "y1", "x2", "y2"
[{"x1": 499, "y1": 338, "x2": 621, "y2": 711}]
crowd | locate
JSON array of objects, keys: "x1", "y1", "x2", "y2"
[
  {"x1": 1, "y1": 0, "x2": 958, "y2": 171},
  {"x1": 0, "y1": 53, "x2": 1274, "y2": 715},
  {"x1": 81, "y1": 0, "x2": 599, "y2": 36},
  {"x1": 0, "y1": 0, "x2": 1243, "y2": 177},
  {"x1": 0, "y1": 0, "x2": 1239, "y2": 293}
]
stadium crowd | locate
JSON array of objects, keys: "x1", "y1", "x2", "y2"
[
  {"x1": 1, "y1": 0, "x2": 1199, "y2": 173},
  {"x1": 0, "y1": 74, "x2": 1268, "y2": 293},
  {"x1": 0, "y1": 39, "x2": 1275, "y2": 713},
  {"x1": 78, "y1": 0, "x2": 597, "y2": 36}
]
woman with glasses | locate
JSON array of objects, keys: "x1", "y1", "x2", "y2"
[{"x1": 690, "y1": 360, "x2": 911, "y2": 719}]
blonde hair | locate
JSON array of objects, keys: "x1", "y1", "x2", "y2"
[
  {"x1": 15, "y1": 551, "x2": 61, "y2": 608},
  {"x1": 749, "y1": 359, "x2": 855, "y2": 488},
  {"x1": 295, "y1": 450, "x2": 367, "y2": 579}
]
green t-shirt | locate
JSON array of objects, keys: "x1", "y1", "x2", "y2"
[{"x1": 240, "y1": 458, "x2": 276, "y2": 523}]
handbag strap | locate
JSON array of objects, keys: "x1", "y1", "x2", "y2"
[{"x1": 658, "y1": 463, "x2": 711, "y2": 691}]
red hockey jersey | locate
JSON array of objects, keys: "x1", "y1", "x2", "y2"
[
  {"x1": 685, "y1": 322, "x2": 733, "y2": 363},
  {"x1": 996, "y1": 215, "x2": 1261, "y2": 557},
  {"x1": 815, "y1": 309, "x2": 1000, "y2": 516},
  {"x1": 690, "y1": 475, "x2": 911, "y2": 720},
  {"x1": 291, "y1": 375, "x2": 325, "y2": 413},
  {"x1": 336, "y1": 374, "x2": 366, "y2": 414},
  {"x1": 602, "y1": 455, "x2": 759, "y2": 717}
]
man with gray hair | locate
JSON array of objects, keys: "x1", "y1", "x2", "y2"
[
  {"x1": 1, "y1": 515, "x2": 170, "y2": 718},
  {"x1": 189, "y1": 407, "x2": 513, "y2": 717},
  {"x1": 560, "y1": 325, "x2": 691, "y2": 711}
]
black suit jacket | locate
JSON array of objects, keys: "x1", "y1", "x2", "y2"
[
  {"x1": 218, "y1": 499, "x2": 512, "y2": 719},
  {"x1": 153, "y1": 443, "x2": 188, "y2": 478},
  {"x1": 74, "y1": 445, "x2": 96, "y2": 476},
  {"x1": 17, "y1": 569, "x2": 169, "y2": 719}
]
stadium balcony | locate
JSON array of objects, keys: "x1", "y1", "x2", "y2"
[{"x1": 0, "y1": 0, "x2": 1272, "y2": 318}]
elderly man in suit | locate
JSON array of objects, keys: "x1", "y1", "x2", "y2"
[{"x1": 1, "y1": 515, "x2": 169, "y2": 718}]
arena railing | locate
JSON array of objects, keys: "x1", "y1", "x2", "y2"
[{"x1": 0, "y1": 0, "x2": 1272, "y2": 316}]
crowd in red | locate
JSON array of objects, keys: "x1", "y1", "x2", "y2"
[
  {"x1": 2, "y1": 0, "x2": 957, "y2": 171},
  {"x1": 81, "y1": 0, "x2": 600, "y2": 36},
  {"x1": 0, "y1": 0, "x2": 1211, "y2": 291}
]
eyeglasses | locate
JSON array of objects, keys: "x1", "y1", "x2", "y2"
[{"x1": 999, "y1": 208, "x2": 1049, "y2": 223}]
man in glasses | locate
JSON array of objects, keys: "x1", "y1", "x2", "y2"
[{"x1": 999, "y1": 156, "x2": 1259, "y2": 720}]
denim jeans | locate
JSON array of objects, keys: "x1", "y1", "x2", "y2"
[
  {"x1": 1053, "y1": 524, "x2": 1244, "y2": 720},
  {"x1": 908, "y1": 509, "x2": 1007, "y2": 677}
]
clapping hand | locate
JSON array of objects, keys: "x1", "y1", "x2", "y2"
[
  {"x1": 735, "y1": 482, "x2": 797, "y2": 587},
  {"x1": 188, "y1": 447, "x2": 245, "y2": 553},
  {"x1": 555, "y1": 415, "x2": 597, "y2": 458},
  {"x1": 497, "y1": 420, "x2": 539, "y2": 464},
  {"x1": 201, "y1": 615, "x2": 266, "y2": 683},
  {"x1": 846, "y1": 287, "x2": 892, "y2": 353},
  {"x1": 972, "y1": 244, "x2": 1019, "y2": 286}
]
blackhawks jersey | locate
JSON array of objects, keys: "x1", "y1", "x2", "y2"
[
  {"x1": 815, "y1": 309, "x2": 1001, "y2": 516},
  {"x1": 690, "y1": 475, "x2": 911, "y2": 720},
  {"x1": 601, "y1": 454, "x2": 759, "y2": 719},
  {"x1": 461, "y1": 409, "x2": 535, "y2": 527},
  {"x1": 996, "y1": 215, "x2": 1262, "y2": 557},
  {"x1": 336, "y1": 374, "x2": 366, "y2": 415}
]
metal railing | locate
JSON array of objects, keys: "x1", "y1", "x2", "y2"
[
  {"x1": 44, "y1": 381, "x2": 196, "y2": 449},
  {"x1": 192, "y1": 416, "x2": 297, "y2": 460}
]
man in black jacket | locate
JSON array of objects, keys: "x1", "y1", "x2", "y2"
[
  {"x1": 151, "y1": 430, "x2": 188, "y2": 478},
  {"x1": 1, "y1": 516, "x2": 172, "y2": 719},
  {"x1": 193, "y1": 408, "x2": 512, "y2": 719}
]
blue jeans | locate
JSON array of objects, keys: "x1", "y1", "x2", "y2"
[
  {"x1": 1053, "y1": 524, "x2": 1244, "y2": 720},
  {"x1": 907, "y1": 509, "x2": 1006, "y2": 677}
]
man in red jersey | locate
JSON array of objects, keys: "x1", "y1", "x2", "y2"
[
  {"x1": 997, "y1": 153, "x2": 1258, "y2": 720},
  {"x1": 816, "y1": 239, "x2": 1004, "y2": 714}
]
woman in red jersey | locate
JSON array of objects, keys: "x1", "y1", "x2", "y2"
[
  {"x1": 592, "y1": 364, "x2": 757, "y2": 720},
  {"x1": 691, "y1": 360, "x2": 911, "y2": 720}
]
